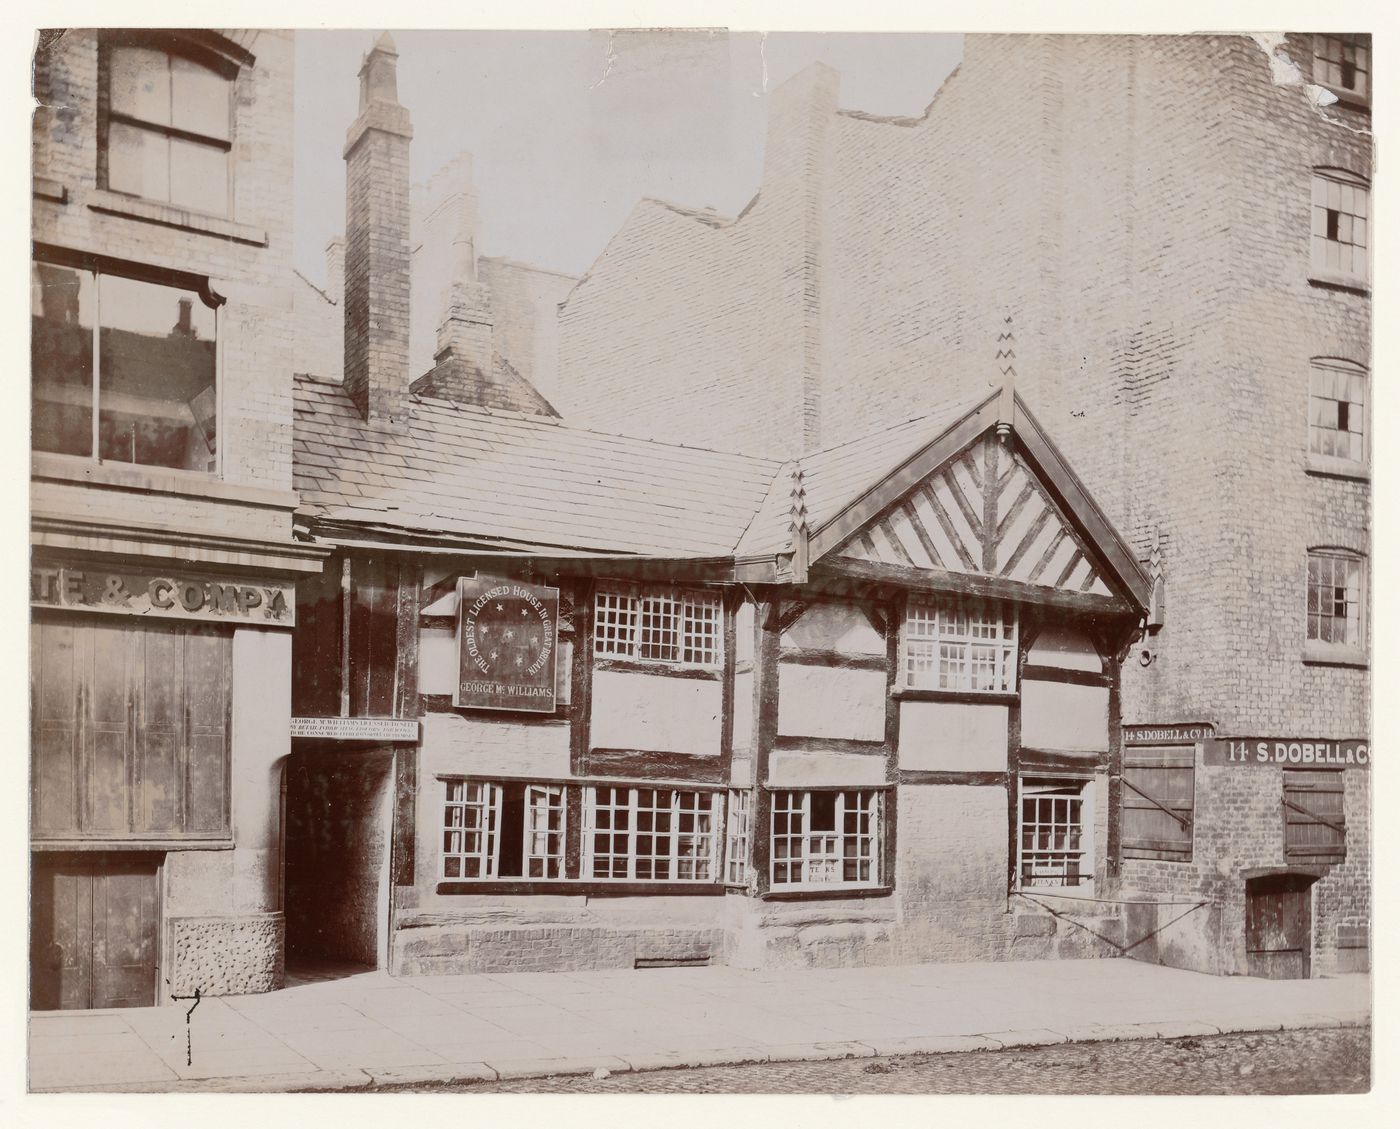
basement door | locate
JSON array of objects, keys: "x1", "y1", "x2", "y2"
[
  {"x1": 30, "y1": 854, "x2": 161, "y2": 1010},
  {"x1": 1245, "y1": 873, "x2": 1312, "y2": 980}
]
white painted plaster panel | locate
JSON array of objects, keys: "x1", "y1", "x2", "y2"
[
  {"x1": 1027, "y1": 625, "x2": 1102, "y2": 672},
  {"x1": 730, "y1": 758, "x2": 754, "y2": 787},
  {"x1": 590, "y1": 669, "x2": 722, "y2": 754},
  {"x1": 777, "y1": 663, "x2": 886, "y2": 741},
  {"x1": 735, "y1": 600, "x2": 755, "y2": 663},
  {"x1": 733, "y1": 670, "x2": 755, "y2": 753},
  {"x1": 898, "y1": 700, "x2": 1008, "y2": 772},
  {"x1": 767, "y1": 751, "x2": 888, "y2": 787},
  {"x1": 781, "y1": 601, "x2": 884, "y2": 654},
  {"x1": 421, "y1": 712, "x2": 571, "y2": 778},
  {"x1": 1021, "y1": 680, "x2": 1110, "y2": 751},
  {"x1": 419, "y1": 626, "x2": 457, "y2": 694}
]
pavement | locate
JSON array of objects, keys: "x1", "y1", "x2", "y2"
[{"x1": 28, "y1": 958, "x2": 1370, "y2": 1093}]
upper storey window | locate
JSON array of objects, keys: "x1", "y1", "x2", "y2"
[
  {"x1": 1310, "y1": 169, "x2": 1370, "y2": 289},
  {"x1": 594, "y1": 585, "x2": 723, "y2": 667},
  {"x1": 1308, "y1": 358, "x2": 1367, "y2": 470},
  {"x1": 904, "y1": 598, "x2": 1017, "y2": 693},
  {"x1": 1313, "y1": 34, "x2": 1370, "y2": 106},
  {"x1": 101, "y1": 35, "x2": 234, "y2": 216},
  {"x1": 31, "y1": 253, "x2": 219, "y2": 472}
]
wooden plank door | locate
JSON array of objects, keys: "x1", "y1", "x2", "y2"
[
  {"x1": 1245, "y1": 874, "x2": 1312, "y2": 979},
  {"x1": 30, "y1": 856, "x2": 93, "y2": 1011},
  {"x1": 91, "y1": 857, "x2": 161, "y2": 1009}
]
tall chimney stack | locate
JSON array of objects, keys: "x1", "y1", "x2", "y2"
[{"x1": 342, "y1": 32, "x2": 413, "y2": 423}]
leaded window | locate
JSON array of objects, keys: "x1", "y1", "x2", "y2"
[
  {"x1": 582, "y1": 786, "x2": 720, "y2": 881},
  {"x1": 905, "y1": 599, "x2": 1017, "y2": 692},
  {"x1": 593, "y1": 585, "x2": 722, "y2": 666},
  {"x1": 770, "y1": 789, "x2": 882, "y2": 889}
]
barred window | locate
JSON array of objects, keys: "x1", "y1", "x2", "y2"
[
  {"x1": 1307, "y1": 551, "x2": 1364, "y2": 649},
  {"x1": 594, "y1": 585, "x2": 722, "y2": 666},
  {"x1": 905, "y1": 599, "x2": 1016, "y2": 692},
  {"x1": 442, "y1": 780, "x2": 567, "y2": 880},
  {"x1": 1314, "y1": 34, "x2": 1369, "y2": 103},
  {"x1": 725, "y1": 789, "x2": 751, "y2": 885},
  {"x1": 770, "y1": 790, "x2": 882, "y2": 889},
  {"x1": 583, "y1": 786, "x2": 720, "y2": 881},
  {"x1": 1019, "y1": 778, "x2": 1091, "y2": 888},
  {"x1": 1308, "y1": 359, "x2": 1366, "y2": 465},
  {"x1": 1310, "y1": 170, "x2": 1369, "y2": 285}
]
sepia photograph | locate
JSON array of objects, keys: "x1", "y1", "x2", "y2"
[{"x1": 22, "y1": 9, "x2": 1376, "y2": 1104}]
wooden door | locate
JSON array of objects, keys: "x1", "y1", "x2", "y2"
[
  {"x1": 31, "y1": 854, "x2": 160, "y2": 1010},
  {"x1": 1245, "y1": 874, "x2": 1312, "y2": 979}
]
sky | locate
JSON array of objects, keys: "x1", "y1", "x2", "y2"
[{"x1": 293, "y1": 30, "x2": 963, "y2": 286}]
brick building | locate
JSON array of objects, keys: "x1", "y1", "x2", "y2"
[
  {"x1": 282, "y1": 37, "x2": 1156, "y2": 976},
  {"x1": 553, "y1": 35, "x2": 1372, "y2": 977},
  {"x1": 29, "y1": 29, "x2": 326, "y2": 1008}
]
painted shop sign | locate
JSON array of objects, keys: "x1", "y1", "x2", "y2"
[
  {"x1": 1204, "y1": 738, "x2": 1370, "y2": 768},
  {"x1": 1124, "y1": 722, "x2": 1215, "y2": 745},
  {"x1": 454, "y1": 574, "x2": 559, "y2": 713},
  {"x1": 291, "y1": 717, "x2": 420, "y2": 742},
  {"x1": 32, "y1": 562, "x2": 294, "y2": 626}
]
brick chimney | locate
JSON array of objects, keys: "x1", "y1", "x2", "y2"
[{"x1": 342, "y1": 32, "x2": 413, "y2": 423}]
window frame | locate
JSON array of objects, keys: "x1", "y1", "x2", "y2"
[
  {"x1": 1306, "y1": 358, "x2": 1368, "y2": 475},
  {"x1": 902, "y1": 597, "x2": 1018, "y2": 695},
  {"x1": 581, "y1": 785, "x2": 723, "y2": 883},
  {"x1": 1313, "y1": 34, "x2": 1370, "y2": 108},
  {"x1": 1309, "y1": 168, "x2": 1370, "y2": 290},
  {"x1": 1305, "y1": 548, "x2": 1366, "y2": 663},
  {"x1": 593, "y1": 582, "x2": 724, "y2": 669},
  {"x1": 724, "y1": 788, "x2": 752, "y2": 886},
  {"x1": 440, "y1": 779, "x2": 568, "y2": 881},
  {"x1": 98, "y1": 31, "x2": 239, "y2": 219},
  {"x1": 1017, "y1": 775, "x2": 1094, "y2": 892},
  {"x1": 31, "y1": 244, "x2": 224, "y2": 478},
  {"x1": 768, "y1": 787, "x2": 885, "y2": 892}
]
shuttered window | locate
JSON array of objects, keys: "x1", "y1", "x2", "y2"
[
  {"x1": 1283, "y1": 770, "x2": 1346, "y2": 861},
  {"x1": 1121, "y1": 746, "x2": 1194, "y2": 861},
  {"x1": 31, "y1": 615, "x2": 232, "y2": 840}
]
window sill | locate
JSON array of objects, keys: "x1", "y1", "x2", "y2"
[
  {"x1": 1305, "y1": 457, "x2": 1369, "y2": 483},
  {"x1": 31, "y1": 837, "x2": 234, "y2": 851},
  {"x1": 1307, "y1": 270, "x2": 1369, "y2": 296},
  {"x1": 88, "y1": 189, "x2": 268, "y2": 247},
  {"x1": 34, "y1": 176, "x2": 67, "y2": 204},
  {"x1": 593, "y1": 656, "x2": 723, "y2": 681},
  {"x1": 763, "y1": 885, "x2": 892, "y2": 902},
  {"x1": 1014, "y1": 884, "x2": 1097, "y2": 902},
  {"x1": 893, "y1": 687, "x2": 1017, "y2": 705},
  {"x1": 436, "y1": 880, "x2": 726, "y2": 897},
  {"x1": 1302, "y1": 644, "x2": 1368, "y2": 669},
  {"x1": 32, "y1": 452, "x2": 298, "y2": 509}
]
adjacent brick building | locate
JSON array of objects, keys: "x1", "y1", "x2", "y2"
[
  {"x1": 30, "y1": 29, "x2": 326, "y2": 1009},
  {"x1": 554, "y1": 34, "x2": 1372, "y2": 977}
]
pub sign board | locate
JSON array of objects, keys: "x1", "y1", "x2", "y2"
[
  {"x1": 1205, "y1": 738, "x2": 1370, "y2": 769},
  {"x1": 454, "y1": 574, "x2": 559, "y2": 712},
  {"x1": 32, "y1": 560, "x2": 295, "y2": 626}
]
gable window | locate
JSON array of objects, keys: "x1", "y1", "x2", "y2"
[
  {"x1": 1310, "y1": 169, "x2": 1369, "y2": 287},
  {"x1": 101, "y1": 35, "x2": 235, "y2": 216},
  {"x1": 1314, "y1": 34, "x2": 1370, "y2": 105},
  {"x1": 442, "y1": 780, "x2": 567, "y2": 879},
  {"x1": 1308, "y1": 359, "x2": 1366, "y2": 469},
  {"x1": 1306, "y1": 550, "x2": 1364, "y2": 652},
  {"x1": 31, "y1": 255, "x2": 219, "y2": 472},
  {"x1": 1018, "y1": 778, "x2": 1092, "y2": 889},
  {"x1": 770, "y1": 789, "x2": 883, "y2": 890},
  {"x1": 594, "y1": 585, "x2": 722, "y2": 666},
  {"x1": 582, "y1": 786, "x2": 721, "y2": 881},
  {"x1": 904, "y1": 598, "x2": 1017, "y2": 692},
  {"x1": 1283, "y1": 770, "x2": 1346, "y2": 862}
]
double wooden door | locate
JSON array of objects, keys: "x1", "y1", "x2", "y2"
[
  {"x1": 1245, "y1": 873, "x2": 1313, "y2": 979},
  {"x1": 30, "y1": 854, "x2": 161, "y2": 1010}
]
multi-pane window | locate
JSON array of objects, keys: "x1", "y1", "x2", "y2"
[
  {"x1": 1314, "y1": 34, "x2": 1370, "y2": 104},
  {"x1": 725, "y1": 789, "x2": 751, "y2": 885},
  {"x1": 103, "y1": 38, "x2": 234, "y2": 216},
  {"x1": 442, "y1": 780, "x2": 567, "y2": 880},
  {"x1": 1307, "y1": 551, "x2": 1364, "y2": 649},
  {"x1": 1310, "y1": 170, "x2": 1370, "y2": 284},
  {"x1": 770, "y1": 790, "x2": 883, "y2": 889},
  {"x1": 1308, "y1": 359, "x2": 1366, "y2": 465},
  {"x1": 1019, "y1": 779, "x2": 1090, "y2": 888},
  {"x1": 31, "y1": 259, "x2": 218, "y2": 472},
  {"x1": 1283, "y1": 770, "x2": 1346, "y2": 862},
  {"x1": 905, "y1": 599, "x2": 1016, "y2": 692},
  {"x1": 594, "y1": 585, "x2": 722, "y2": 666},
  {"x1": 582, "y1": 786, "x2": 720, "y2": 881}
]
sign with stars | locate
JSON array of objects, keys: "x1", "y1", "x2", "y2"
[{"x1": 454, "y1": 574, "x2": 560, "y2": 712}]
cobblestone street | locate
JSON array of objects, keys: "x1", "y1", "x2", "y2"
[{"x1": 394, "y1": 1028, "x2": 1369, "y2": 1096}]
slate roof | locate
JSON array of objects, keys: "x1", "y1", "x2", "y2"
[{"x1": 294, "y1": 374, "x2": 990, "y2": 560}]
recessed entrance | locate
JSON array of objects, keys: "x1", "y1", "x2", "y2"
[
  {"x1": 1245, "y1": 872, "x2": 1314, "y2": 979},
  {"x1": 30, "y1": 853, "x2": 162, "y2": 1010}
]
